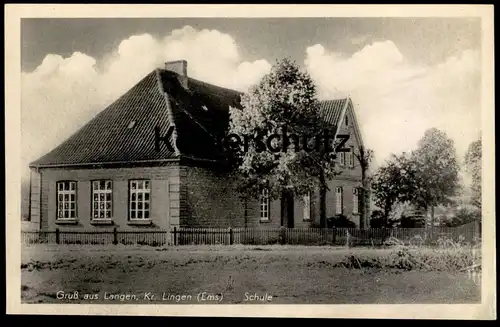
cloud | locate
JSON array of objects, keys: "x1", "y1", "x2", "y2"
[
  {"x1": 21, "y1": 31, "x2": 481, "y2": 181},
  {"x1": 21, "y1": 26, "x2": 272, "y2": 177},
  {"x1": 305, "y1": 40, "x2": 481, "y2": 168}
]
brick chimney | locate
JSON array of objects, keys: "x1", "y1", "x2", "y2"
[{"x1": 165, "y1": 60, "x2": 188, "y2": 89}]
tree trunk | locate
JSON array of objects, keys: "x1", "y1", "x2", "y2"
[
  {"x1": 319, "y1": 170, "x2": 327, "y2": 228},
  {"x1": 384, "y1": 199, "x2": 391, "y2": 227},
  {"x1": 280, "y1": 191, "x2": 286, "y2": 227},
  {"x1": 431, "y1": 205, "x2": 435, "y2": 226},
  {"x1": 364, "y1": 185, "x2": 371, "y2": 227},
  {"x1": 359, "y1": 188, "x2": 365, "y2": 229},
  {"x1": 430, "y1": 205, "x2": 435, "y2": 239},
  {"x1": 244, "y1": 198, "x2": 248, "y2": 228},
  {"x1": 357, "y1": 146, "x2": 370, "y2": 229}
]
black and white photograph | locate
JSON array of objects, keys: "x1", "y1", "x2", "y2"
[{"x1": 5, "y1": 4, "x2": 496, "y2": 319}]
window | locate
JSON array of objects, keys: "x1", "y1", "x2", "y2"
[
  {"x1": 129, "y1": 180, "x2": 151, "y2": 220},
  {"x1": 345, "y1": 115, "x2": 349, "y2": 126},
  {"x1": 335, "y1": 187, "x2": 343, "y2": 215},
  {"x1": 353, "y1": 188, "x2": 359, "y2": 215},
  {"x1": 260, "y1": 188, "x2": 270, "y2": 221},
  {"x1": 303, "y1": 192, "x2": 311, "y2": 220},
  {"x1": 92, "y1": 180, "x2": 113, "y2": 220},
  {"x1": 340, "y1": 152, "x2": 345, "y2": 166},
  {"x1": 348, "y1": 146, "x2": 354, "y2": 167},
  {"x1": 56, "y1": 181, "x2": 77, "y2": 219}
]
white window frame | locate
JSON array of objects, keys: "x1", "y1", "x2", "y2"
[
  {"x1": 260, "y1": 188, "x2": 270, "y2": 221},
  {"x1": 335, "y1": 186, "x2": 343, "y2": 215},
  {"x1": 303, "y1": 192, "x2": 311, "y2": 221},
  {"x1": 340, "y1": 152, "x2": 345, "y2": 166},
  {"x1": 92, "y1": 180, "x2": 113, "y2": 220},
  {"x1": 56, "y1": 181, "x2": 77, "y2": 220},
  {"x1": 348, "y1": 146, "x2": 354, "y2": 167},
  {"x1": 353, "y1": 187, "x2": 359, "y2": 215},
  {"x1": 129, "y1": 180, "x2": 151, "y2": 220}
]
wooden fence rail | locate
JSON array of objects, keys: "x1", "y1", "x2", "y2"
[{"x1": 21, "y1": 222, "x2": 480, "y2": 247}]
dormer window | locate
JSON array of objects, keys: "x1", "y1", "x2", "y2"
[{"x1": 128, "y1": 121, "x2": 136, "y2": 129}]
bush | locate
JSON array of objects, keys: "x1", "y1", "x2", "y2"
[
  {"x1": 400, "y1": 215, "x2": 425, "y2": 228},
  {"x1": 445, "y1": 207, "x2": 481, "y2": 227},
  {"x1": 335, "y1": 240, "x2": 481, "y2": 272},
  {"x1": 327, "y1": 214, "x2": 356, "y2": 228},
  {"x1": 309, "y1": 221, "x2": 322, "y2": 228},
  {"x1": 369, "y1": 210, "x2": 386, "y2": 228}
]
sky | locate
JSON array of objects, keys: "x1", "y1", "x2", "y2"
[{"x1": 21, "y1": 17, "x2": 482, "y2": 179}]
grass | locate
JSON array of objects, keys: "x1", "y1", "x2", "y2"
[{"x1": 21, "y1": 239, "x2": 481, "y2": 304}]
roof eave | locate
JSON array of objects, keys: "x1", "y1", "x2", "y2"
[{"x1": 29, "y1": 158, "x2": 181, "y2": 169}]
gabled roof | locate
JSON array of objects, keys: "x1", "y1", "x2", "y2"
[
  {"x1": 29, "y1": 67, "x2": 356, "y2": 168},
  {"x1": 29, "y1": 70, "x2": 176, "y2": 168},
  {"x1": 318, "y1": 98, "x2": 348, "y2": 127}
]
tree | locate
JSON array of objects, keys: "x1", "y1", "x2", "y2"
[
  {"x1": 444, "y1": 207, "x2": 481, "y2": 227},
  {"x1": 369, "y1": 210, "x2": 385, "y2": 228},
  {"x1": 354, "y1": 146, "x2": 374, "y2": 228},
  {"x1": 228, "y1": 58, "x2": 338, "y2": 227},
  {"x1": 370, "y1": 153, "x2": 414, "y2": 226},
  {"x1": 464, "y1": 139, "x2": 482, "y2": 209},
  {"x1": 409, "y1": 128, "x2": 460, "y2": 229}
]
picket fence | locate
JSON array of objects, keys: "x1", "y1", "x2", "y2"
[{"x1": 21, "y1": 222, "x2": 480, "y2": 247}]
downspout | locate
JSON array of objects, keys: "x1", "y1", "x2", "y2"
[
  {"x1": 244, "y1": 198, "x2": 248, "y2": 228},
  {"x1": 38, "y1": 168, "x2": 43, "y2": 231}
]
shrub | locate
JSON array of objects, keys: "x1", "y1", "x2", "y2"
[
  {"x1": 445, "y1": 207, "x2": 481, "y2": 227},
  {"x1": 400, "y1": 215, "x2": 425, "y2": 228},
  {"x1": 327, "y1": 214, "x2": 356, "y2": 228},
  {"x1": 309, "y1": 221, "x2": 322, "y2": 228},
  {"x1": 336, "y1": 238, "x2": 481, "y2": 272},
  {"x1": 369, "y1": 210, "x2": 386, "y2": 228}
]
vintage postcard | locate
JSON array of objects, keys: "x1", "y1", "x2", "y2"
[{"x1": 5, "y1": 4, "x2": 496, "y2": 319}]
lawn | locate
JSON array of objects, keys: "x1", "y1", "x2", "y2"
[{"x1": 21, "y1": 244, "x2": 481, "y2": 304}]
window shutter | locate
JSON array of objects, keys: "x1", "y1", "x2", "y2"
[
  {"x1": 349, "y1": 146, "x2": 354, "y2": 167},
  {"x1": 336, "y1": 187, "x2": 343, "y2": 215},
  {"x1": 303, "y1": 192, "x2": 311, "y2": 220}
]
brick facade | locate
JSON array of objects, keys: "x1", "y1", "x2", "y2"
[
  {"x1": 32, "y1": 109, "x2": 364, "y2": 231},
  {"x1": 31, "y1": 103, "x2": 365, "y2": 231},
  {"x1": 179, "y1": 165, "x2": 246, "y2": 227},
  {"x1": 33, "y1": 165, "x2": 181, "y2": 231},
  {"x1": 32, "y1": 164, "x2": 363, "y2": 231}
]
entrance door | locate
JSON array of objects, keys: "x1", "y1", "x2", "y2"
[{"x1": 280, "y1": 192, "x2": 295, "y2": 228}]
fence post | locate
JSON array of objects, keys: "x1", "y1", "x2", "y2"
[
  {"x1": 173, "y1": 227, "x2": 177, "y2": 246},
  {"x1": 229, "y1": 227, "x2": 233, "y2": 245},
  {"x1": 55, "y1": 228, "x2": 60, "y2": 244},
  {"x1": 332, "y1": 227, "x2": 336, "y2": 245},
  {"x1": 113, "y1": 227, "x2": 118, "y2": 245}
]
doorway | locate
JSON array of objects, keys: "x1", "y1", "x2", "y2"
[{"x1": 281, "y1": 192, "x2": 295, "y2": 228}]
